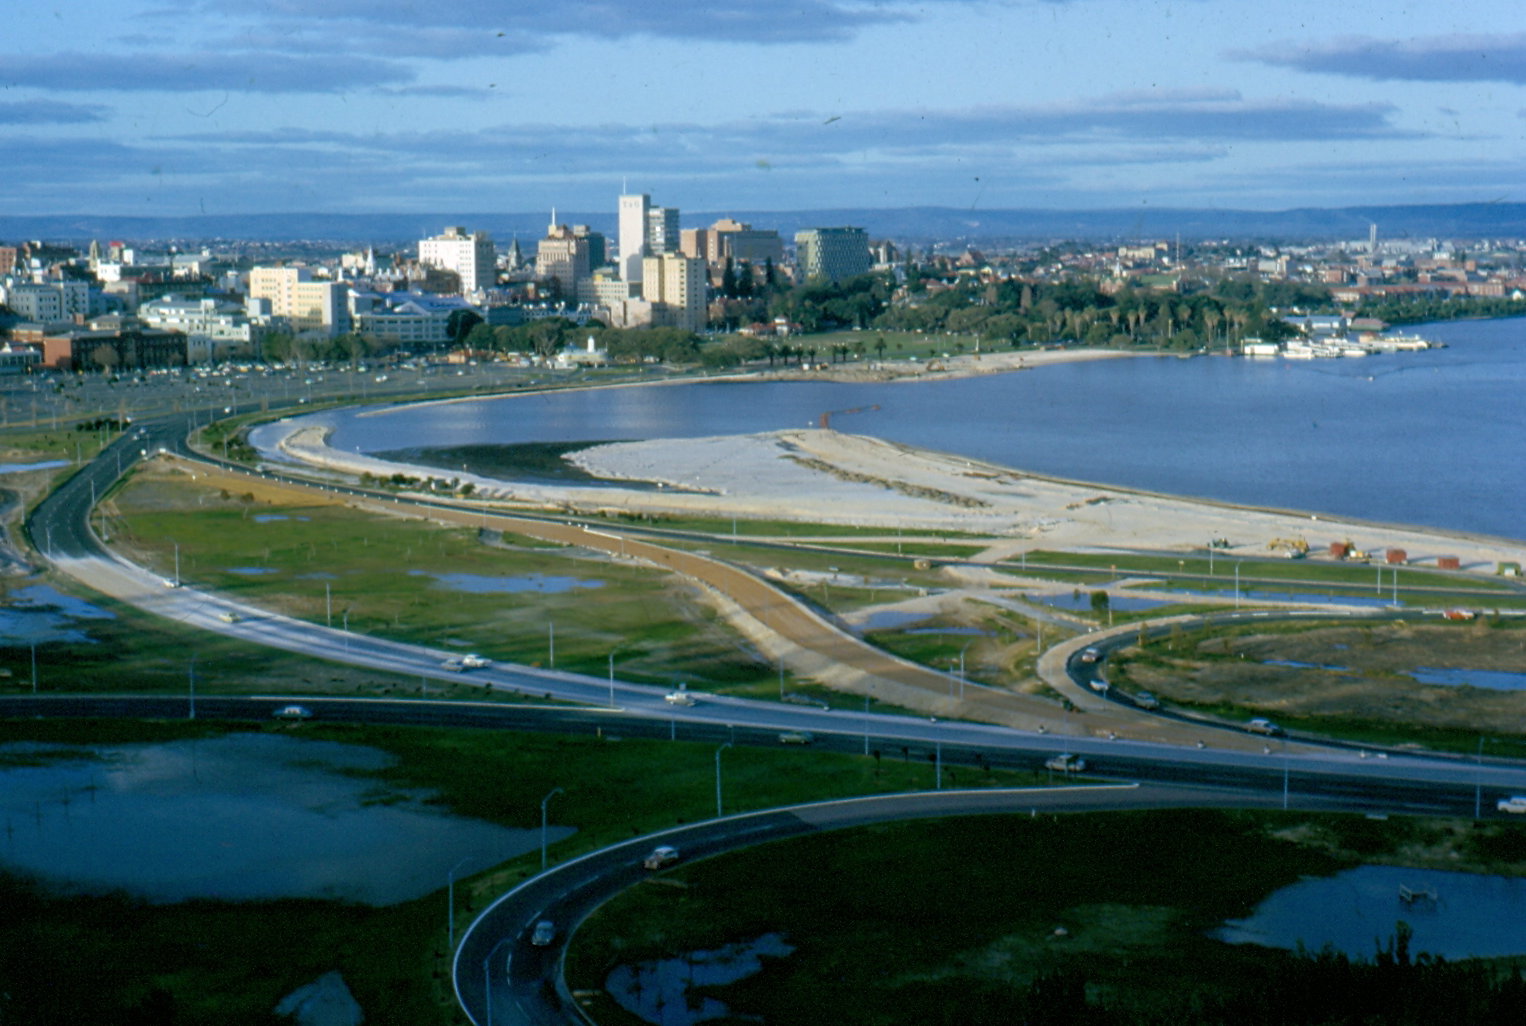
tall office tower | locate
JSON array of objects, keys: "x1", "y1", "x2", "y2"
[
  {"x1": 571, "y1": 225, "x2": 607, "y2": 269},
  {"x1": 618, "y1": 193, "x2": 651, "y2": 282},
  {"x1": 537, "y1": 223, "x2": 591, "y2": 299},
  {"x1": 641, "y1": 252, "x2": 706, "y2": 333},
  {"x1": 646, "y1": 206, "x2": 680, "y2": 256},
  {"x1": 794, "y1": 227, "x2": 871, "y2": 283},
  {"x1": 418, "y1": 226, "x2": 497, "y2": 293}
]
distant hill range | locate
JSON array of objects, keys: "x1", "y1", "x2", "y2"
[{"x1": 3, "y1": 203, "x2": 1524, "y2": 247}]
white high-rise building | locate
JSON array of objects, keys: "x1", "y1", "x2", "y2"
[
  {"x1": 618, "y1": 193, "x2": 651, "y2": 283},
  {"x1": 418, "y1": 226, "x2": 497, "y2": 293}
]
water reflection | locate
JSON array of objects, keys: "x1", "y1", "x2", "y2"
[
  {"x1": 1404, "y1": 667, "x2": 1526, "y2": 692},
  {"x1": 606, "y1": 933, "x2": 795, "y2": 1026},
  {"x1": 0, "y1": 583, "x2": 115, "y2": 644},
  {"x1": 406, "y1": 570, "x2": 603, "y2": 594},
  {"x1": 1217, "y1": 865, "x2": 1526, "y2": 960},
  {"x1": 0, "y1": 733, "x2": 566, "y2": 905}
]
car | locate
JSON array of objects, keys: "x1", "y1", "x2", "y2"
[
  {"x1": 1133, "y1": 691, "x2": 1161, "y2": 710},
  {"x1": 1497, "y1": 797, "x2": 1526, "y2": 814},
  {"x1": 441, "y1": 659, "x2": 465, "y2": 672},
  {"x1": 218, "y1": 611, "x2": 240, "y2": 624},
  {"x1": 1045, "y1": 753, "x2": 1086, "y2": 773},
  {"x1": 1248, "y1": 718, "x2": 1284, "y2": 736},
  {"x1": 1078, "y1": 646, "x2": 1102, "y2": 664},
  {"x1": 460, "y1": 654, "x2": 491, "y2": 668},
  {"x1": 530, "y1": 920, "x2": 556, "y2": 946},
  {"x1": 777, "y1": 731, "x2": 814, "y2": 745},
  {"x1": 273, "y1": 705, "x2": 312, "y2": 721},
  {"x1": 643, "y1": 845, "x2": 681, "y2": 869},
  {"x1": 1088, "y1": 677, "x2": 1110, "y2": 694},
  {"x1": 664, "y1": 686, "x2": 697, "y2": 706}
]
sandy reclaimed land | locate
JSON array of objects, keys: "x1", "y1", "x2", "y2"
[{"x1": 267, "y1": 416, "x2": 1526, "y2": 576}]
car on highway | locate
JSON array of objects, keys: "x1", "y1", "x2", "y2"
[
  {"x1": 1078, "y1": 646, "x2": 1102, "y2": 664},
  {"x1": 460, "y1": 654, "x2": 491, "y2": 668},
  {"x1": 1498, "y1": 796, "x2": 1526, "y2": 814},
  {"x1": 665, "y1": 685, "x2": 697, "y2": 706},
  {"x1": 218, "y1": 611, "x2": 240, "y2": 624},
  {"x1": 1045, "y1": 753, "x2": 1086, "y2": 773},
  {"x1": 273, "y1": 705, "x2": 312, "y2": 721},
  {"x1": 441, "y1": 659, "x2": 465, "y2": 672},
  {"x1": 643, "y1": 845, "x2": 681, "y2": 870},
  {"x1": 777, "y1": 731, "x2": 814, "y2": 745},
  {"x1": 530, "y1": 920, "x2": 556, "y2": 946},
  {"x1": 1248, "y1": 718, "x2": 1284, "y2": 736},
  {"x1": 1132, "y1": 691, "x2": 1161, "y2": 710}
]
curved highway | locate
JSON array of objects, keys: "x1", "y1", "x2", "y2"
[{"x1": 19, "y1": 404, "x2": 1526, "y2": 1026}]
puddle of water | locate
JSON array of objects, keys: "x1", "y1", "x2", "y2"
[
  {"x1": 0, "y1": 733, "x2": 567, "y2": 905},
  {"x1": 0, "y1": 584, "x2": 116, "y2": 644},
  {"x1": 0, "y1": 460, "x2": 70, "y2": 474},
  {"x1": 856, "y1": 609, "x2": 935, "y2": 633},
  {"x1": 1030, "y1": 592, "x2": 1167, "y2": 612},
  {"x1": 225, "y1": 567, "x2": 279, "y2": 576},
  {"x1": 406, "y1": 570, "x2": 602, "y2": 594},
  {"x1": 1170, "y1": 587, "x2": 1400, "y2": 608},
  {"x1": 1404, "y1": 667, "x2": 1526, "y2": 692},
  {"x1": 1264, "y1": 659, "x2": 1352, "y2": 671},
  {"x1": 606, "y1": 933, "x2": 795, "y2": 1025},
  {"x1": 1217, "y1": 864, "x2": 1526, "y2": 960}
]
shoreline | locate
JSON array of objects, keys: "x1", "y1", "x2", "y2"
[{"x1": 253, "y1": 344, "x2": 1526, "y2": 572}]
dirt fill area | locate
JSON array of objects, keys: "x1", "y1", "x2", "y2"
[{"x1": 1113, "y1": 620, "x2": 1526, "y2": 736}]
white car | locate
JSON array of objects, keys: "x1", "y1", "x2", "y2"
[
  {"x1": 643, "y1": 845, "x2": 681, "y2": 870},
  {"x1": 1497, "y1": 796, "x2": 1526, "y2": 814},
  {"x1": 665, "y1": 687, "x2": 697, "y2": 707},
  {"x1": 530, "y1": 920, "x2": 556, "y2": 947},
  {"x1": 461, "y1": 654, "x2": 491, "y2": 668},
  {"x1": 273, "y1": 705, "x2": 312, "y2": 721},
  {"x1": 1045, "y1": 753, "x2": 1086, "y2": 773}
]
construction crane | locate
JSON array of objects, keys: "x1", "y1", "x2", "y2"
[{"x1": 819, "y1": 404, "x2": 880, "y2": 430}]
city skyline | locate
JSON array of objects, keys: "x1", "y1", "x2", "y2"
[{"x1": 2, "y1": 1, "x2": 1523, "y2": 217}]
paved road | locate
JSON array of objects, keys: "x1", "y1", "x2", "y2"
[
  {"x1": 20, "y1": 402, "x2": 1526, "y2": 1025},
  {"x1": 451, "y1": 771, "x2": 1523, "y2": 1026}
]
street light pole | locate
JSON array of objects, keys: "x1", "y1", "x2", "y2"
[
  {"x1": 1234, "y1": 562, "x2": 1242, "y2": 609},
  {"x1": 540, "y1": 787, "x2": 564, "y2": 870},
  {"x1": 715, "y1": 743, "x2": 732, "y2": 817},
  {"x1": 188, "y1": 654, "x2": 196, "y2": 720},
  {"x1": 1475, "y1": 736, "x2": 1485, "y2": 819},
  {"x1": 447, "y1": 855, "x2": 474, "y2": 953},
  {"x1": 174, "y1": 541, "x2": 180, "y2": 587},
  {"x1": 548, "y1": 622, "x2": 554, "y2": 669},
  {"x1": 607, "y1": 650, "x2": 617, "y2": 708}
]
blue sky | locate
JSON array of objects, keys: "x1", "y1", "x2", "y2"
[{"x1": 2, "y1": 0, "x2": 1523, "y2": 216}]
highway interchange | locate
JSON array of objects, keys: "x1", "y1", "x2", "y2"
[{"x1": 15, "y1": 397, "x2": 1526, "y2": 1026}]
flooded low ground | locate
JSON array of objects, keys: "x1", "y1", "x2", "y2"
[
  {"x1": 0, "y1": 732, "x2": 567, "y2": 904},
  {"x1": 1114, "y1": 621, "x2": 1526, "y2": 738},
  {"x1": 1218, "y1": 864, "x2": 1526, "y2": 960}
]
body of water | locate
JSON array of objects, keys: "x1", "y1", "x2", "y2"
[
  {"x1": 261, "y1": 317, "x2": 1526, "y2": 541},
  {"x1": 1217, "y1": 864, "x2": 1526, "y2": 960},
  {"x1": 0, "y1": 733, "x2": 565, "y2": 904}
]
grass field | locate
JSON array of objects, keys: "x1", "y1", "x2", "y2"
[
  {"x1": 566, "y1": 807, "x2": 1526, "y2": 1026},
  {"x1": 0, "y1": 717, "x2": 1042, "y2": 1026},
  {"x1": 105, "y1": 469, "x2": 775, "y2": 690}
]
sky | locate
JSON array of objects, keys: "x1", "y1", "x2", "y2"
[{"x1": 2, "y1": 0, "x2": 1524, "y2": 217}]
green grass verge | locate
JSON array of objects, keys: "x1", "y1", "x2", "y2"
[
  {"x1": 107, "y1": 474, "x2": 773, "y2": 690},
  {"x1": 566, "y1": 808, "x2": 1526, "y2": 1026},
  {"x1": 0, "y1": 717, "x2": 1042, "y2": 1026}
]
